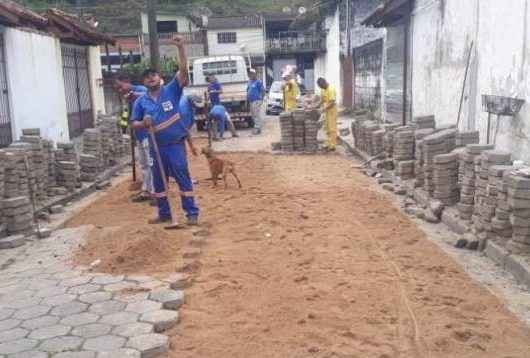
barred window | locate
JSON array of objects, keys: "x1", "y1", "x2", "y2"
[{"x1": 217, "y1": 32, "x2": 237, "y2": 44}]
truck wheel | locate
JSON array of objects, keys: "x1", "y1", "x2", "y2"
[
  {"x1": 196, "y1": 121, "x2": 205, "y2": 131},
  {"x1": 246, "y1": 118, "x2": 255, "y2": 128}
]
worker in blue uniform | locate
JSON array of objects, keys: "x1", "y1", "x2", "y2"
[
  {"x1": 132, "y1": 35, "x2": 199, "y2": 226},
  {"x1": 208, "y1": 104, "x2": 238, "y2": 140}
]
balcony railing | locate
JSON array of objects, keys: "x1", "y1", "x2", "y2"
[
  {"x1": 143, "y1": 31, "x2": 206, "y2": 45},
  {"x1": 266, "y1": 31, "x2": 326, "y2": 54}
]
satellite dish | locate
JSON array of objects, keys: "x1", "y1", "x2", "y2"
[{"x1": 298, "y1": 7, "x2": 307, "y2": 15}]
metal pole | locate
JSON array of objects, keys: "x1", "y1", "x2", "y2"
[
  {"x1": 147, "y1": 0, "x2": 160, "y2": 71},
  {"x1": 457, "y1": 41, "x2": 474, "y2": 129},
  {"x1": 486, "y1": 112, "x2": 492, "y2": 144}
]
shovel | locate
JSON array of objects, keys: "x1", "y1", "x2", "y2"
[{"x1": 148, "y1": 126, "x2": 184, "y2": 230}]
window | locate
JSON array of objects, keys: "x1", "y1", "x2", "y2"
[
  {"x1": 202, "y1": 61, "x2": 237, "y2": 76},
  {"x1": 217, "y1": 32, "x2": 237, "y2": 44},
  {"x1": 157, "y1": 21, "x2": 178, "y2": 33}
]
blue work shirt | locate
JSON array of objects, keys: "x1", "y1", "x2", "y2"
[
  {"x1": 247, "y1": 79, "x2": 264, "y2": 103},
  {"x1": 209, "y1": 104, "x2": 227, "y2": 121},
  {"x1": 128, "y1": 85, "x2": 148, "y2": 141},
  {"x1": 208, "y1": 80, "x2": 222, "y2": 105},
  {"x1": 179, "y1": 95, "x2": 195, "y2": 131},
  {"x1": 132, "y1": 79, "x2": 187, "y2": 146}
]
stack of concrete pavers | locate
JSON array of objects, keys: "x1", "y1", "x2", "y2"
[
  {"x1": 19, "y1": 131, "x2": 48, "y2": 204},
  {"x1": 422, "y1": 129, "x2": 457, "y2": 195},
  {"x1": 81, "y1": 128, "x2": 104, "y2": 182},
  {"x1": 382, "y1": 123, "x2": 401, "y2": 158},
  {"x1": 362, "y1": 121, "x2": 381, "y2": 155},
  {"x1": 98, "y1": 115, "x2": 118, "y2": 167},
  {"x1": 372, "y1": 129, "x2": 385, "y2": 156},
  {"x1": 2, "y1": 196, "x2": 33, "y2": 237},
  {"x1": 506, "y1": 172, "x2": 530, "y2": 253},
  {"x1": 456, "y1": 130, "x2": 480, "y2": 147},
  {"x1": 3, "y1": 148, "x2": 30, "y2": 199},
  {"x1": 393, "y1": 128, "x2": 415, "y2": 161},
  {"x1": 432, "y1": 152, "x2": 459, "y2": 206},
  {"x1": 55, "y1": 142, "x2": 80, "y2": 192},
  {"x1": 413, "y1": 128, "x2": 435, "y2": 188},
  {"x1": 396, "y1": 160, "x2": 415, "y2": 180},
  {"x1": 413, "y1": 115, "x2": 436, "y2": 129},
  {"x1": 42, "y1": 138, "x2": 56, "y2": 194},
  {"x1": 491, "y1": 168, "x2": 514, "y2": 241},
  {"x1": 279, "y1": 112, "x2": 294, "y2": 151},
  {"x1": 473, "y1": 151, "x2": 512, "y2": 237},
  {"x1": 304, "y1": 109, "x2": 320, "y2": 152},
  {"x1": 292, "y1": 110, "x2": 306, "y2": 151},
  {"x1": 457, "y1": 144, "x2": 494, "y2": 221},
  {"x1": 0, "y1": 151, "x2": 5, "y2": 235}
]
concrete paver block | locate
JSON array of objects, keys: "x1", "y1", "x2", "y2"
[
  {"x1": 97, "y1": 348, "x2": 141, "y2": 358},
  {"x1": 0, "y1": 327, "x2": 28, "y2": 343},
  {"x1": 79, "y1": 292, "x2": 112, "y2": 304},
  {"x1": 60, "y1": 276, "x2": 93, "y2": 288},
  {"x1": 103, "y1": 282, "x2": 137, "y2": 293},
  {"x1": 149, "y1": 289, "x2": 184, "y2": 310},
  {"x1": 60, "y1": 312, "x2": 100, "y2": 327},
  {"x1": 38, "y1": 335, "x2": 84, "y2": 352},
  {"x1": 0, "y1": 308, "x2": 14, "y2": 321},
  {"x1": 13, "y1": 305, "x2": 51, "y2": 320},
  {"x1": 0, "y1": 319, "x2": 20, "y2": 332},
  {"x1": 0, "y1": 338, "x2": 38, "y2": 355},
  {"x1": 112, "y1": 322, "x2": 153, "y2": 338},
  {"x1": 54, "y1": 351, "x2": 96, "y2": 358},
  {"x1": 0, "y1": 236, "x2": 26, "y2": 250},
  {"x1": 42, "y1": 294, "x2": 77, "y2": 307},
  {"x1": 72, "y1": 323, "x2": 113, "y2": 338},
  {"x1": 100, "y1": 312, "x2": 139, "y2": 326},
  {"x1": 114, "y1": 292, "x2": 150, "y2": 304},
  {"x1": 83, "y1": 335, "x2": 126, "y2": 351},
  {"x1": 35, "y1": 286, "x2": 67, "y2": 298},
  {"x1": 140, "y1": 310, "x2": 179, "y2": 332},
  {"x1": 505, "y1": 254, "x2": 530, "y2": 288},
  {"x1": 68, "y1": 284, "x2": 101, "y2": 295},
  {"x1": 21, "y1": 315, "x2": 60, "y2": 330},
  {"x1": 126, "y1": 334, "x2": 169, "y2": 358},
  {"x1": 9, "y1": 350, "x2": 48, "y2": 358},
  {"x1": 91, "y1": 275, "x2": 125, "y2": 285},
  {"x1": 28, "y1": 324, "x2": 71, "y2": 340},
  {"x1": 50, "y1": 302, "x2": 88, "y2": 317},
  {"x1": 89, "y1": 300, "x2": 125, "y2": 315},
  {"x1": 484, "y1": 241, "x2": 509, "y2": 269},
  {"x1": 125, "y1": 300, "x2": 162, "y2": 315}
]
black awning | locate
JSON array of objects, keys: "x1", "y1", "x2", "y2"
[{"x1": 362, "y1": 0, "x2": 411, "y2": 27}]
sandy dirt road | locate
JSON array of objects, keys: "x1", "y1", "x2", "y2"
[{"x1": 68, "y1": 146, "x2": 530, "y2": 358}]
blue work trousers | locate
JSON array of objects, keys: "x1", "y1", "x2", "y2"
[{"x1": 151, "y1": 142, "x2": 199, "y2": 220}]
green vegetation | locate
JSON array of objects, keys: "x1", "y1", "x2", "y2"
[{"x1": 15, "y1": 0, "x2": 315, "y2": 34}]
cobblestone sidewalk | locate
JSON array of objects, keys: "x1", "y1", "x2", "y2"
[{"x1": 0, "y1": 226, "x2": 186, "y2": 358}]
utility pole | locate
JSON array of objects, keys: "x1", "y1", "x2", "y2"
[{"x1": 147, "y1": 0, "x2": 160, "y2": 71}]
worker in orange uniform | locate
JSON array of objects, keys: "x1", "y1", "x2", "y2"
[
  {"x1": 316, "y1": 77, "x2": 337, "y2": 151},
  {"x1": 282, "y1": 71, "x2": 299, "y2": 112}
]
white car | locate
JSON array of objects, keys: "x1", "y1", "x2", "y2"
[{"x1": 266, "y1": 81, "x2": 284, "y2": 115}]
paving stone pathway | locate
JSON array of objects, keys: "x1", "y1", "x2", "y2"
[{"x1": 0, "y1": 226, "x2": 185, "y2": 358}]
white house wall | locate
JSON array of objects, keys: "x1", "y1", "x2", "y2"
[
  {"x1": 88, "y1": 46, "x2": 106, "y2": 119},
  {"x1": 410, "y1": 0, "x2": 530, "y2": 162},
  {"x1": 315, "y1": 8, "x2": 342, "y2": 104},
  {"x1": 3, "y1": 27, "x2": 69, "y2": 144},
  {"x1": 207, "y1": 28, "x2": 264, "y2": 57},
  {"x1": 141, "y1": 13, "x2": 198, "y2": 34}
]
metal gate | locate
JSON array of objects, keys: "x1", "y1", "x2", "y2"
[
  {"x1": 353, "y1": 38, "x2": 383, "y2": 113},
  {"x1": 0, "y1": 34, "x2": 12, "y2": 147},
  {"x1": 61, "y1": 43, "x2": 93, "y2": 138}
]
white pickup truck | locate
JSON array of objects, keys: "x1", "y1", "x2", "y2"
[{"x1": 183, "y1": 55, "x2": 253, "y2": 131}]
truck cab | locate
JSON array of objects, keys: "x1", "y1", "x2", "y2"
[{"x1": 184, "y1": 55, "x2": 253, "y2": 130}]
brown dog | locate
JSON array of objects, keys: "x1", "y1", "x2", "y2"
[{"x1": 201, "y1": 147, "x2": 242, "y2": 189}]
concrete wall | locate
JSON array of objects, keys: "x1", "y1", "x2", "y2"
[
  {"x1": 207, "y1": 28, "x2": 264, "y2": 57},
  {"x1": 410, "y1": 0, "x2": 530, "y2": 162},
  {"x1": 88, "y1": 46, "x2": 106, "y2": 119},
  {"x1": 315, "y1": 8, "x2": 342, "y2": 104},
  {"x1": 3, "y1": 27, "x2": 70, "y2": 143},
  {"x1": 141, "y1": 13, "x2": 199, "y2": 34}
]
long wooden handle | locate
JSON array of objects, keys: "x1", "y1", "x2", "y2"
[{"x1": 148, "y1": 127, "x2": 170, "y2": 196}]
